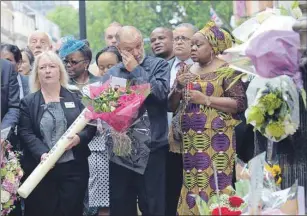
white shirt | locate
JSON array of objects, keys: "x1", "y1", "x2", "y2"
[
  {"x1": 168, "y1": 57, "x2": 193, "y2": 126},
  {"x1": 17, "y1": 74, "x2": 24, "y2": 99}
]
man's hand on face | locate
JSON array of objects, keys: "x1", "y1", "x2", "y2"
[{"x1": 120, "y1": 50, "x2": 139, "y2": 72}]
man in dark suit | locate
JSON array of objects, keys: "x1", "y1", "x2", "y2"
[
  {"x1": 1, "y1": 59, "x2": 21, "y2": 216},
  {"x1": 1, "y1": 59, "x2": 20, "y2": 143}
]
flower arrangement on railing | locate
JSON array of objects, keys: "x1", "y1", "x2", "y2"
[{"x1": 1, "y1": 142, "x2": 23, "y2": 216}]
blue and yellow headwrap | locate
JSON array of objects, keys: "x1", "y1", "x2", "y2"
[{"x1": 198, "y1": 21, "x2": 232, "y2": 55}]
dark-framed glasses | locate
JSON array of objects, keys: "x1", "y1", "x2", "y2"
[
  {"x1": 173, "y1": 35, "x2": 191, "y2": 43},
  {"x1": 63, "y1": 59, "x2": 86, "y2": 66}
]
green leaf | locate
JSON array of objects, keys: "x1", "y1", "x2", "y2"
[
  {"x1": 235, "y1": 180, "x2": 250, "y2": 198},
  {"x1": 279, "y1": 5, "x2": 290, "y2": 16},
  {"x1": 301, "y1": 89, "x2": 307, "y2": 109},
  {"x1": 291, "y1": 1, "x2": 299, "y2": 9},
  {"x1": 190, "y1": 194, "x2": 210, "y2": 215}
]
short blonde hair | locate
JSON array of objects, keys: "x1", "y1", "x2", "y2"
[{"x1": 29, "y1": 51, "x2": 69, "y2": 93}]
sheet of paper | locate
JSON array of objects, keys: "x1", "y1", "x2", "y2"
[{"x1": 111, "y1": 76, "x2": 127, "y2": 88}]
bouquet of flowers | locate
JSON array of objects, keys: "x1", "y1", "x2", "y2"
[
  {"x1": 82, "y1": 77, "x2": 151, "y2": 156},
  {"x1": 193, "y1": 190, "x2": 246, "y2": 215},
  {"x1": 245, "y1": 75, "x2": 300, "y2": 142},
  {"x1": 1, "y1": 142, "x2": 23, "y2": 216}
]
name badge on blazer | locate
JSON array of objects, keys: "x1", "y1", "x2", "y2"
[{"x1": 64, "y1": 102, "x2": 75, "y2": 108}]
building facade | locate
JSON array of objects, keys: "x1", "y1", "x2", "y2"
[
  {"x1": 1, "y1": 1, "x2": 61, "y2": 49},
  {"x1": 22, "y1": 1, "x2": 71, "y2": 16}
]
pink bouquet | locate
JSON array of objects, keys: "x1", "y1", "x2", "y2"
[{"x1": 82, "y1": 78, "x2": 151, "y2": 156}]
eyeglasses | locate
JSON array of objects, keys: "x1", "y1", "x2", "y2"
[
  {"x1": 173, "y1": 36, "x2": 191, "y2": 43},
  {"x1": 63, "y1": 59, "x2": 86, "y2": 66}
]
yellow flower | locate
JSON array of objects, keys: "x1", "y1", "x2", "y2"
[
  {"x1": 259, "y1": 93, "x2": 282, "y2": 115},
  {"x1": 265, "y1": 164, "x2": 282, "y2": 185},
  {"x1": 247, "y1": 106, "x2": 265, "y2": 126},
  {"x1": 265, "y1": 121, "x2": 285, "y2": 140}
]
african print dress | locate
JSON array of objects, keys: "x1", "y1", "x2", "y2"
[{"x1": 176, "y1": 66, "x2": 246, "y2": 215}]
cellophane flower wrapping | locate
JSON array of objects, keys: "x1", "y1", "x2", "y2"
[
  {"x1": 1, "y1": 142, "x2": 23, "y2": 216},
  {"x1": 235, "y1": 154, "x2": 300, "y2": 215},
  {"x1": 191, "y1": 187, "x2": 247, "y2": 215},
  {"x1": 81, "y1": 77, "x2": 151, "y2": 156},
  {"x1": 245, "y1": 75, "x2": 300, "y2": 142}
]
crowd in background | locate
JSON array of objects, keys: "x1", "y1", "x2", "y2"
[{"x1": 1, "y1": 20, "x2": 254, "y2": 216}]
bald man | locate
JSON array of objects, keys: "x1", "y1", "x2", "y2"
[
  {"x1": 150, "y1": 27, "x2": 174, "y2": 61},
  {"x1": 104, "y1": 22, "x2": 122, "y2": 46},
  {"x1": 28, "y1": 30, "x2": 52, "y2": 56},
  {"x1": 103, "y1": 26, "x2": 170, "y2": 216},
  {"x1": 88, "y1": 22, "x2": 123, "y2": 76}
]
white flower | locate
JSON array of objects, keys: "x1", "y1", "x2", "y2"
[
  {"x1": 284, "y1": 122, "x2": 297, "y2": 135},
  {"x1": 1, "y1": 190, "x2": 10, "y2": 203}
]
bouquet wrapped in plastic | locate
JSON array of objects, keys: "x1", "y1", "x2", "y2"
[
  {"x1": 1, "y1": 128, "x2": 23, "y2": 216},
  {"x1": 235, "y1": 153, "x2": 302, "y2": 215},
  {"x1": 245, "y1": 75, "x2": 300, "y2": 142},
  {"x1": 82, "y1": 76, "x2": 151, "y2": 156}
]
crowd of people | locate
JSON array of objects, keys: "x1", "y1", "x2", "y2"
[{"x1": 1, "y1": 20, "x2": 254, "y2": 216}]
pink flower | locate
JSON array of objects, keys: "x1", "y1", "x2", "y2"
[{"x1": 2, "y1": 180, "x2": 16, "y2": 194}]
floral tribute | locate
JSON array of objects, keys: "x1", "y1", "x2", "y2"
[
  {"x1": 193, "y1": 193, "x2": 246, "y2": 216},
  {"x1": 245, "y1": 83, "x2": 298, "y2": 142},
  {"x1": 82, "y1": 78, "x2": 151, "y2": 156},
  {"x1": 265, "y1": 164, "x2": 282, "y2": 185},
  {"x1": 209, "y1": 194, "x2": 246, "y2": 215},
  {"x1": 1, "y1": 143, "x2": 23, "y2": 216}
]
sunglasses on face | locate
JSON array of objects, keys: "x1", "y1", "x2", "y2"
[{"x1": 63, "y1": 59, "x2": 86, "y2": 66}]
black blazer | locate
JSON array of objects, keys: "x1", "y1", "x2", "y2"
[
  {"x1": 1, "y1": 59, "x2": 20, "y2": 139},
  {"x1": 18, "y1": 87, "x2": 96, "y2": 170}
]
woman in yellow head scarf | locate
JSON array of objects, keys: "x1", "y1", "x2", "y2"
[{"x1": 168, "y1": 21, "x2": 247, "y2": 215}]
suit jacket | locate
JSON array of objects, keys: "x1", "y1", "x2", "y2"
[
  {"x1": 168, "y1": 57, "x2": 175, "y2": 70},
  {"x1": 18, "y1": 87, "x2": 96, "y2": 170},
  {"x1": 19, "y1": 74, "x2": 30, "y2": 97},
  {"x1": 1, "y1": 59, "x2": 20, "y2": 139}
]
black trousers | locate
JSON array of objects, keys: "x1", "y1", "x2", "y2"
[
  {"x1": 235, "y1": 113, "x2": 255, "y2": 163},
  {"x1": 109, "y1": 146, "x2": 167, "y2": 216},
  {"x1": 23, "y1": 159, "x2": 89, "y2": 216},
  {"x1": 165, "y1": 151, "x2": 183, "y2": 216}
]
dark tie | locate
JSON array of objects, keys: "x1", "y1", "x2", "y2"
[{"x1": 176, "y1": 61, "x2": 186, "y2": 70}]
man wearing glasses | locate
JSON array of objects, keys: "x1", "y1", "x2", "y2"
[
  {"x1": 166, "y1": 23, "x2": 198, "y2": 216},
  {"x1": 60, "y1": 39, "x2": 100, "y2": 90}
]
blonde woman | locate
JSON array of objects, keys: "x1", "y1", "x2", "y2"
[{"x1": 18, "y1": 51, "x2": 96, "y2": 216}]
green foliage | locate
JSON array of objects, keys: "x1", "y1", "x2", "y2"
[
  {"x1": 46, "y1": 6, "x2": 79, "y2": 38},
  {"x1": 291, "y1": 0, "x2": 299, "y2": 9},
  {"x1": 47, "y1": 1, "x2": 233, "y2": 56}
]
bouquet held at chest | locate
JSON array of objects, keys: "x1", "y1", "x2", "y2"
[{"x1": 82, "y1": 77, "x2": 151, "y2": 156}]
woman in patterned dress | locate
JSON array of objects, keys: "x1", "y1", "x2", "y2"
[{"x1": 168, "y1": 21, "x2": 247, "y2": 215}]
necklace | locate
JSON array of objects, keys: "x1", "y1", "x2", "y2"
[{"x1": 72, "y1": 77, "x2": 89, "y2": 85}]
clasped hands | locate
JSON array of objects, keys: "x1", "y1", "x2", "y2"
[{"x1": 176, "y1": 73, "x2": 210, "y2": 105}]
